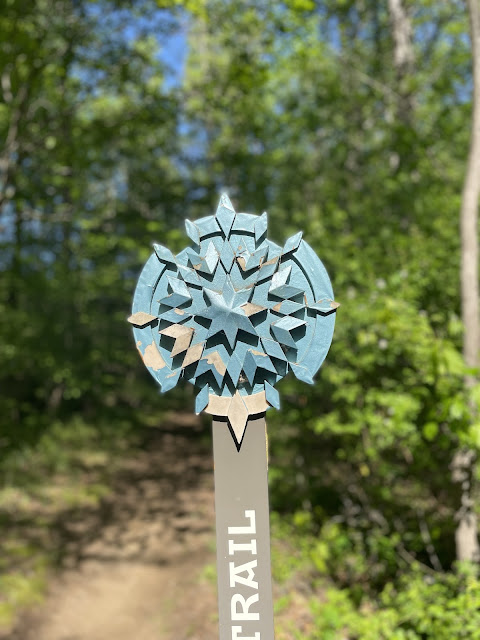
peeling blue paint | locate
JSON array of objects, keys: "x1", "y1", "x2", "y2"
[{"x1": 129, "y1": 194, "x2": 338, "y2": 440}]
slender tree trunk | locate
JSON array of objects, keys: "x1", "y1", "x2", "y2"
[
  {"x1": 455, "y1": 0, "x2": 480, "y2": 563},
  {"x1": 387, "y1": 0, "x2": 415, "y2": 121},
  {"x1": 387, "y1": 0, "x2": 414, "y2": 72}
]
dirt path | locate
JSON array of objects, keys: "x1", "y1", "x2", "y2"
[{"x1": 7, "y1": 419, "x2": 219, "y2": 640}]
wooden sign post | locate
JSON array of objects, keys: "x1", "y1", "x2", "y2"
[
  {"x1": 213, "y1": 417, "x2": 274, "y2": 639},
  {"x1": 128, "y1": 195, "x2": 338, "y2": 639}
]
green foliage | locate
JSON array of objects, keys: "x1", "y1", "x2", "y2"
[
  {"x1": 272, "y1": 520, "x2": 480, "y2": 639},
  {"x1": 0, "y1": 567, "x2": 47, "y2": 630},
  {"x1": 0, "y1": 0, "x2": 186, "y2": 451},
  {"x1": 308, "y1": 567, "x2": 480, "y2": 640}
]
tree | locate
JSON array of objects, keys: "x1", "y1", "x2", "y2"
[
  {"x1": 455, "y1": 0, "x2": 480, "y2": 562},
  {"x1": 181, "y1": 0, "x2": 475, "y2": 579},
  {"x1": 0, "y1": 0, "x2": 185, "y2": 449}
]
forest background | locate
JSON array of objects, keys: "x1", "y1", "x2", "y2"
[{"x1": 2, "y1": 0, "x2": 480, "y2": 638}]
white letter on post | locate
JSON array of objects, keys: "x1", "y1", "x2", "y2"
[
  {"x1": 231, "y1": 593, "x2": 260, "y2": 621},
  {"x1": 229, "y1": 560, "x2": 258, "y2": 589},
  {"x1": 229, "y1": 539, "x2": 257, "y2": 556},
  {"x1": 232, "y1": 626, "x2": 260, "y2": 640},
  {"x1": 228, "y1": 510, "x2": 256, "y2": 535}
]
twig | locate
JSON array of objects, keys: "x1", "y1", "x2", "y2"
[{"x1": 417, "y1": 511, "x2": 443, "y2": 572}]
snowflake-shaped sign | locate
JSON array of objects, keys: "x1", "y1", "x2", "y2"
[{"x1": 129, "y1": 195, "x2": 338, "y2": 447}]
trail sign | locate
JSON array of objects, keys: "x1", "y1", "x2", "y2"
[{"x1": 129, "y1": 195, "x2": 338, "y2": 638}]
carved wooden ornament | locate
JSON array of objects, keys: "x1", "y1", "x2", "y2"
[{"x1": 129, "y1": 194, "x2": 338, "y2": 448}]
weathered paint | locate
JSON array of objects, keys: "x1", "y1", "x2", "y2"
[
  {"x1": 204, "y1": 350, "x2": 227, "y2": 376},
  {"x1": 141, "y1": 342, "x2": 166, "y2": 371},
  {"x1": 241, "y1": 302, "x2": 265, "y2": 317},
  {"x1": 128, "y1": 311, "x2": 157, "y2": 327},
  {"x1": 202, "y1": 390, "x2": 272, "y2": 446},
  {"x1": 129, "y1": 194, "x2": 338, "y2": 447},
  {"x1": 243, "y1": 350, "x2": 277, "y2": 386},
  {"x1": 182, "y1": 343, "x2": 204, "y2": 368},
  {"x1": 243, "y1": 391, "x2": 268, "y2": 415},
  {"x1": 159, "y1": 323, "x2": 194, "y2": 357},
  {"x1": 228, "y1": 393, "x2": 250, "y2": 445}
]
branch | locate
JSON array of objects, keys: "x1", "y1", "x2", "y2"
[{"x1": 417, "y1": 511, "x2": 443, "y2": 572}]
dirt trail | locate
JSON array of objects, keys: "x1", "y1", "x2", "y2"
[{"x1": 8, "y1": 419, "x2": 219, "y2": 640}]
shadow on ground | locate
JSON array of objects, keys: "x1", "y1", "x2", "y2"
[{"x1": 3, "y1": 415, "x2": 218, "y2": 640}]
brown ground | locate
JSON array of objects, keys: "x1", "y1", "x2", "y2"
[
  {"x1": 3, "y1": 416, "x2": 315, "y2": 640},
  {"x1": 6, "y1": 418, "x2": 219, "y2": 640}
]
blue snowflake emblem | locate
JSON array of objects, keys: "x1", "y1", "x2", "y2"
[{"x1": 129, "y1": 195, "x2": 338, "y2": 447}]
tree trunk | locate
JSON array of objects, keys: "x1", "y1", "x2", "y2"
[
  {"x1": 387, "y1": 0, "x2": 415, "y2": 121},
  {"x1": 387, "y1": 0, "x2": 414, "y2": 73},
  {"x1": 455, "y1": 0, "x2": 480, "y2": 563}
]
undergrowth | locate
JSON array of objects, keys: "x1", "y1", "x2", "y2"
[
  {"x1": 0, "y1": 415, "x2": 139, "y2": 631},
  {"x1": 271, "y1": 513, "x2": 480, "y2": 640}
]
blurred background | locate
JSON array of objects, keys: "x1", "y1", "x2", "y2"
[{"x1": 1, "y1": 0, "x2": 480, "y2": 638}]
